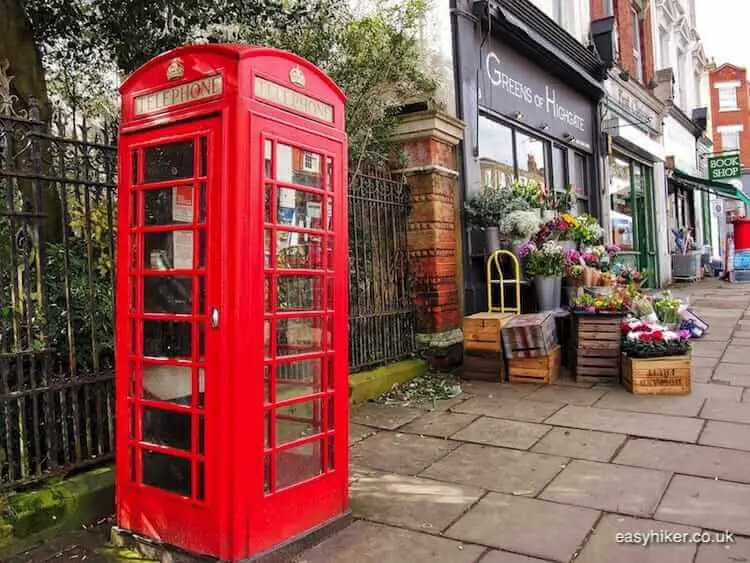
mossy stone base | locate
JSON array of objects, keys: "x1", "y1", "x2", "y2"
[
  {"x1": 349, "y1": 359, "x2": 427, "y2": 404},
  {"x1": 1, "y1": 465, "x2": 114, "y2": 551}
]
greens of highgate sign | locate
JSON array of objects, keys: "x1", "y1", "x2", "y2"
[{"x1": 708, "y1": 153, "x2": 741, "y2": 180}]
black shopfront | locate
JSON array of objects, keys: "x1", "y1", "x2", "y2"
[{"x1": 452, "y1": 0, "x2": 608, "y2": 313}]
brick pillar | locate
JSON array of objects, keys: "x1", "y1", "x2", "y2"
[{"x1": 390, "y1": 109, "x2": 465, "y2": 367}]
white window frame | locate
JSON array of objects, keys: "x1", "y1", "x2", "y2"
[
  {"x1": 658, "y1": 26, "x2": 670, "y2": 69},
  {"x1": 632, "y1": 7, "x2": 644, "y2": 82},
  {"x1": 718, "y1": 124, "x2": 743, "y2": 152},
  {"x1": 603, "y1": 0, "x2": 614, "y2": 16},
  {"x1": 716, "y1": 81, "x2": 740, "y2": 112}
]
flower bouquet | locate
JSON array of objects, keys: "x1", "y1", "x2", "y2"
[
  {"x1": 570, "y1": 214, "x2": 604, "y2": 247},
  {"x1": 500, "y1": 209, "x2": 543, "y2": 241},
  {"x1": 653, "y1": 291, "x2": 683, "y2": 326},
  {"x1": 621, "y1": 319, "x2": 691, "y2": 358},
  {"x1": 612, "y1": 263, "x2": 646, "y2": 289},
  {"x1": 571, "y1": 287, "x2": 632, "y2": 315}
]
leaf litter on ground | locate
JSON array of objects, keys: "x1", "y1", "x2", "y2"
[{"x1": 374, "y1": 372, "x2": 462, "y2": 408}]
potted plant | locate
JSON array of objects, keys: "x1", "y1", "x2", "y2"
[
  {"x1": 500, "y1": 209, "x2": 542, "y2": 254},
  {"x1": 653, "y1": 292, "x2": 682, "y2": 327},
  {"x1": 464, "y1": 186, "x2": 507, "y2": 251},
  {"x1": 570, "y1": 214, "x2": 605, "y2": 248},
  {"x1": 521, "y1": 241, "x2": 564, "y2": 312}
]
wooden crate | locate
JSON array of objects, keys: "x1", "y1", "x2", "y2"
[
  {"x1": 508, "y1": 345, "x2": 561, "y2": 384},
  {"x1": 463, "y1": 312, "x2": 515, "y2": 353},
  {"x1": 622, "y1": 354, "x2": 692, "y2": 395},
  {"x1": 502, "y1": 313, "x2": 557, "y2": 359},
  {"x1": 458, "y1": 351, "x2": 504, "y2": 382},
  {"x1": 573, "y1": 314, "x2": 623, "y2": 384}
]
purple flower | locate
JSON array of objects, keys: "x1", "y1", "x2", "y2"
[
  {"x1": 518, "y1": 241, "x2": 535, "y2": 258},
  {"x1": 678, "y1": 329, "x2": 691, "y2": 340}
]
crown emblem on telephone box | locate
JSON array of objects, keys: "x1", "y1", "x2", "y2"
[
  {"x1": 289, "y1": 66, "x2": 306, "y2": 88},
  {"x1": 167, "y1": 59, "x2": 184, "y2": 81}
]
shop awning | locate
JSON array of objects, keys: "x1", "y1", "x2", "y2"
[{"x1": 670, "y1": 169, "x2": 750, "y2": 207}]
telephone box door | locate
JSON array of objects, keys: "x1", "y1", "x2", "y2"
[
  {"x1": 117, "y1": 116, "x2": 222, "y2": 555},
  {"x1": 251, "y1": 116, "x2": 348, "y2": 550}
]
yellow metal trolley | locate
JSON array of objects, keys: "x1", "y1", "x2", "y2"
[{"x1": 486, "y1": 249, "x2": 522, "y2": 314}]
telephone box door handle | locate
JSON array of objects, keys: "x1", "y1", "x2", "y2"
[{"x1": 211, "y1": 307, "x2": 220, "y2": 329}]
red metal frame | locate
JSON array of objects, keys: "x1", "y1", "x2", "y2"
[{"x1": 116, "y1": 45, "x2": 348, "y2": 560}]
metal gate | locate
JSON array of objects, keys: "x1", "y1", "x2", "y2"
[
  {"x1": 348, "y1": 167, "x2": 415, "y2": 372},
  {"x1": 0, "y1": 61, "x2": 117, "y2": 489}
]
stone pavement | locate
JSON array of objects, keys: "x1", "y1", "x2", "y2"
[{"x1": 298, "y1": 281, "x2": 750, "y2": 563}]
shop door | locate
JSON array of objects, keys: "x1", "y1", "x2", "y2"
[
  {"x1": 250, "y1": 116, "x2": 347, "y2": 551},
  {"x1": 118, "y1": 117, "x2": 221, "y2": 554},
  {"x1": 632, "y1": 163, "x2": 659, "y2": 287}
]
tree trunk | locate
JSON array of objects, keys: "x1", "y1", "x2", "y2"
[{"x1": 0, "y1": 0, "x2": 50, "y2": 120}]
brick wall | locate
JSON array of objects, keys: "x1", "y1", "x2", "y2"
[
  {"x1": 709, "y1": 65, "x2": 750, "y2": 168},
  {"x1": 591, "y1": 0, "x2": 655, "y2": 86}
]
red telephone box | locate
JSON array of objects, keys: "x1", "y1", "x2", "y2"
[{"x1": 115, "y1": 44, "x2": 348, "y2": 560}]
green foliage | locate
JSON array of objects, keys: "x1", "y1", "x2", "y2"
[
  {"x1": 44, "y1": 197, "x2": 114, "y2": 373},
  {"x1": 525, "y1": 241, "x2": 564, "y2": 277},
  {"x1": 24, "y1": 0, "x2": 436, "y2": 165},
  {"x1": 464, "y1": 185, "x2": 532, "y2": 228}
]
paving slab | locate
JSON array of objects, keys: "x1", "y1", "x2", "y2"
[
  {"x1": 530, "y1": 427, "x2": 626, "y2": 462},
  {"x1": 691, "y1": 383, "x2": 744, "y2": 401},
  {"x1": 540, "y1": 459, "x2": 670, "y2": 517},
  {"x1": 711, "y1": 363, "x2": 750, "y2": 387},
  {"x1": 451, "y1": 417, "x2": 550, "y2": 450},
  {"x1": 421, "y1": 443, "x2": 567, "y2": 496},
  {"x1": 698, "y1": 420, "x2": 750, "y2": 451},
  {"x1": 444, "y1": 492, "x2": 599, "y2": 563},
  {"x1": 351, "y1": 404, "x2": 424, "y2": 430},
  {"x1": 656, "y1": 475, "x2": 750, "y2": 534},
  {"x1": 479, "y1": 551, "x2": 550, "y2": 563},
  {"x1": 349, "y1": 423, "x2": 378, "y2": 444},
  {"x1": 693, "y1": 367, "x2": 714, "y2": 383},
  {"x1": 615, "y1": 438, "x2": 750, "y2": 484},
  {"x1": 426, "y1": 394, "x2": 473, "y2": 411},
  {"x1": 452, "y1": 395, "x2": 563, "y2": 423},
  {"x1": 720, "y1": 348, "x2": 750, "y2": 364},
  {"x1": 695, "y1": 535, "x2": 750, "y2": 563},
  {"x1": 574, "y1": 514, "x2": 699, "y2": 563},
  {"x1": 593, "y1": 389, "x2": 705, "y2": 417},
  {"x1": 350, "y1": 432, "x2": 458, "y2": 475},
  {"x1": 458, "y1": 381, "x2": 539, "y2": 398},
  {"x1": 691, "y1": 342, "x2": 727, "y2": 359},
  {"x1": 729, "y1": 337, "x2": 750, "y2": 346},
  {"x1": 545, "y1": 405, "x2": 704, "y2": 443},
  {"x1": 349, "y1": 470, "x2": 484, "y2": 533},
  {"x1": 399, "y1": 410, "x2": 477, "y2": 439},
  {"x1": 701, "y1": 399, "x2": 750, "y2": 424},
  {"x1": 298, "y1": 520, "x2": 485, "y2": 563},
  {"x1": 692, "y1": 356, "x2": 720, "y2": 369},
  {"x1": 524, "y1": 385, "x2": 607, "y2": 406}
]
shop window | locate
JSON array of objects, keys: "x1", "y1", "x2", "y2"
[
  {"x1": 478, "y1": 117, "x2": 514, "y2": 189},
  {"x1": 572, "y1": 153, "x2": 589, "y2": 214},
  {"x1": 610, "y1": 156, "x2": 634, "y2": 250},
  {"x1": 515, "y1": 132, "x2": 548, "y2": 189}
]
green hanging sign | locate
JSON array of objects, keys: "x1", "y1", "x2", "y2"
[{"x1": 708, "y1": 153, "x2": 741, "y2": 180}]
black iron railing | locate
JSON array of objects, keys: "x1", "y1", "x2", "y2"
[
  {"x1": 0, "y1": 60, "x2": 117, "y2": 489},
  {"x1": 348, "y1": 167, "x2": 415, "y2": 372}
]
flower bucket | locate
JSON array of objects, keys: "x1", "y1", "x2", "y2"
[
  {"x1": 534, "y1": 275, "x2": 561, "y2": 312},
  {"x1": 485, "y1": 227, "x2": 501, "y2": 252}
]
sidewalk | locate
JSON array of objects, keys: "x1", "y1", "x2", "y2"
[
  {"x1": 298, "y1": 280, "x2": 750, "y2": 563},
  {"x1": 9, "y1": 280, "x2": 750, "y2": 562}
]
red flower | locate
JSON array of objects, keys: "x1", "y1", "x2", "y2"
[{"x1": 651, "y1": 331, "x2": 664, "y2": 342}]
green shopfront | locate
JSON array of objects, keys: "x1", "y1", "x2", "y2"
[{"x1": 603, "y1": 74, "x2": 666, "y2": 287}]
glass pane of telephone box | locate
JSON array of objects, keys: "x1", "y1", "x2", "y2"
[
  {"x1": 276, "y1": 318, "x2": 323, "y2": 356},
  {"x1": 276, "y1": 441, "x2": 323, "y2": 490},
  {"x1": 276, "y1": 188, "x2": 323, "y2": 229},
  {"x1": 142, "y1": 406, "x2": 192, "y2": 450},
  {"x1": 144, "y1": 141, "x2": 195, "y2": 183},
  {"x1": 142, "y1": 364, "x2": 197, "y2": 404},
  {"x1": 276, "y1": 400, "x2": 321, "y2": 445},
  {"x1": 276, "y1": 359, "x2": 322, "y2": 401},
  {"x1": 144, "y1": 231, "x2": 194, "y2": 270},
  {"x1": 142, "y1": 450, "x2": 191, "y2": 497},
  {"x1": 276, "y1": 232, "x2": 323, "y2": 269},
  {"x1": 144, "y1": 186, "x2": 194, "y2": 225},
  {"x1": 276, "y1": 143, "x2": 322, "y2": 188},
  {"x1": 143, "y1": 276, "x2": 193, "y2": 314},
  {"x1": 277, "y1": 276, "x2": 323, "y2": 311},
  {"x1": 143, "y1": 321, "x2": 192, "y2": 359}
]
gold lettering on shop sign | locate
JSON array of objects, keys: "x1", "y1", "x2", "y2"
[
  {"x1": 134, "y1": 74, "x2": 223, "y2": 116},
  {"x1": 254, "y1": 77, "x2": 333, "y2": 123}
]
